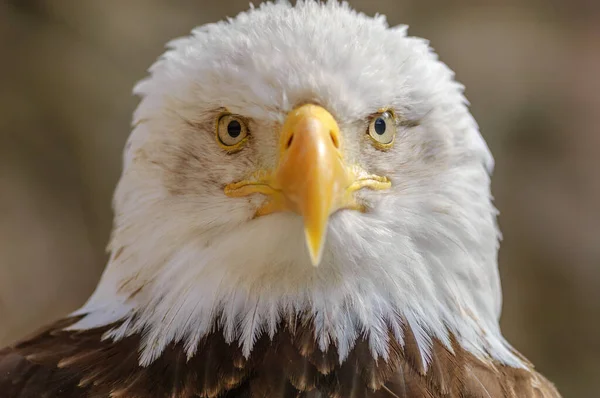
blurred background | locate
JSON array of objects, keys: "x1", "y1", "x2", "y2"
[{"x1": 0, "y1": 0, "x2": 598, "y2": 396}]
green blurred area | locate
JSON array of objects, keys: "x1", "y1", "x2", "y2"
[{"x1": 0, "y1": 1, "x2": 599, "y2": 396}]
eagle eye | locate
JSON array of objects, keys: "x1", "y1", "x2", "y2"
[
  {"x1": 368, "y1": 111, "x2": 396, "y2": 149},
  {"x1": 216, "y1": 114, "x2": 249, "y2": 150}
]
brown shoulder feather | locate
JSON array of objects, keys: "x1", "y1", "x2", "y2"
[{"x1": 0, "y1": 316, "x2": 561, "y2": 397}]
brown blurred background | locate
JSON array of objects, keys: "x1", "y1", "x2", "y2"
[{"x1": 0, "y1": 0, "x2": 598, "y2": 396}]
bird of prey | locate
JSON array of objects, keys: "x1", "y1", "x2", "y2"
[{"x1": 0, "y1": 1, "x2": 561, "y2": 397}]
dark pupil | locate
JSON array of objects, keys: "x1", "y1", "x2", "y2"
[
  {"x1": 227, "y1": 120, "x2": 242, "y2": 138},
  {"x1": 374, "y1": 117, "x2": 387, "y2": 135}
]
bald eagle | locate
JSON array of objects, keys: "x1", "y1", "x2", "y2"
[{"x1": 0, "y1": 2, "x2": 560, "y2": 397}]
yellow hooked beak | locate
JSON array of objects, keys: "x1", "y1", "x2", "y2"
[{"x1": 225, "y1": 104, "x2": 390, "y2": 266}]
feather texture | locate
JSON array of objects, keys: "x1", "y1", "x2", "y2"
[{"x1": 0, "y1": 316, "x2": 560, "y2": 398}]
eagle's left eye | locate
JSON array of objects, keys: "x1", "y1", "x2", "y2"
[
  {"x1": 368, "y1": 111, "x2": 396, "y2": 148},
  {"x1": 216, "y1": 114, "x2": 249, "y2": 150}
]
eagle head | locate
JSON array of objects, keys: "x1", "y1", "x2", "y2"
[{"x1": 73, "y1": 1, "x2": 522, "y2": 370}]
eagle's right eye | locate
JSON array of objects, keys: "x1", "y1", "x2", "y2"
[{"x1": 216, "y1": 114, "x2": 249, "y2": 151}]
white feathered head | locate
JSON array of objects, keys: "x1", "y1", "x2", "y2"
[{"x1": 74, "y1": 1, "x2": 523, "y2": 369}]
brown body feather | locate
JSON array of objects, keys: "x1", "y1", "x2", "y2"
[{"x1": 0, "y1": 316, "x2": 560, "y2": 398}]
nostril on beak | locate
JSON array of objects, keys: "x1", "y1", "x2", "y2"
[
  {"x1": 330, "y1": 131, "x2": 339, "y2": 149},
  {"x1": 285, "y1": 134, "x2": 294, "y2": 150}
]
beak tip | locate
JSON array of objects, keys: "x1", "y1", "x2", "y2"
[
  {"x1": 309, "y1": 251, "x2": 322, "y2": 267},
  {"x1": 305, "y1": 228, "x2": 325, "y2": 267}
]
